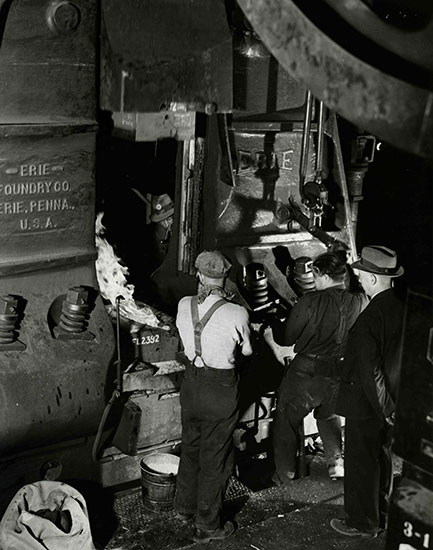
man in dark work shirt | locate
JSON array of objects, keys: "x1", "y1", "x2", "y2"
[{"x1": 271, "y1": 252, "x2": 367, "y2": 484}]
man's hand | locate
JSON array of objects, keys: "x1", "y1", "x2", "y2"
[{"x1": 385, "y1": 412, "x2": 395, "y2": 427}]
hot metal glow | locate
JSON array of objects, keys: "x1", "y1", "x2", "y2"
[{"x1": 95, "y1": 212, "x2": 161, "y2": 327}]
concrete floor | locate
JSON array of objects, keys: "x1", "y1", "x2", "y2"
[{"x1": 102, "y1": 453, "x2": 387, "y2": 550}]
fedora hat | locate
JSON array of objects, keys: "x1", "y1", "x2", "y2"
[
  {"x1": 150, "y1": 194, "x2": 174, "y2": 223},
  {"x1": 351, "y1": 245, "x2": 404, "y2": 277}
]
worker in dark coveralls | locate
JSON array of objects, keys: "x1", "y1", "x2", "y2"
[
  {"x1": 271, "y1": 252, "x2": 367, "y2": 484},
  {"x1": 174, "y1": 250, "x2": 253, "y2": 544},
  {"x1": 331, "y1": 245, "x2": 404, "y2": 538}
]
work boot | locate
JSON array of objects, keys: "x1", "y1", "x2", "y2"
[
  {"x1": 328, "y1": 457, "x2": 344, "y2": 480},
  {"x1": 192, "y1": 521, "x2": 236, "y2": 544},
  {"x1": 271, "y1": 471, "x2": 295, "y2": 486},
  {"x1": 174, "y1": 511, "x2": 195, "y2": 523},
  {"x1": 330, "y1": 518, "x2": 379, "y2": 538}
]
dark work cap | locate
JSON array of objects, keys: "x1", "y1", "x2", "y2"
[{"x1": 195, "y1": 250, "x2": 232, "y2": 278}]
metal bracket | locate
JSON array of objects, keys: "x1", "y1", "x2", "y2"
[
  {"x1": 53, "y1": 327, "x2": 95, "y2": 341},
  {"x1": 0, "y1": 339, "x2": 26, "y2": 351}
]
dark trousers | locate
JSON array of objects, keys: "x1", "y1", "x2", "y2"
[
  {"x1": 344, "y1": 416, "x2": 393, "y2": 533},
  {"x1": 174, "y1": 363, "x2": 239, "y2": 531},
  {"x1": 273, "y1": 355, "x2": 341, "y2": 479}
]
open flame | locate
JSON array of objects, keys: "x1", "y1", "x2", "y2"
[{"x1": 95, "y1": 212, "x2": 162, "y2": 328}]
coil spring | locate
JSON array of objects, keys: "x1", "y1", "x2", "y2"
[
  {"x1": 292, "y1": 257, "x2": 316, "y2": 294},
  {"x1": 0, "y1": 295, "x2": 19, "y2": 344},
  {"x1": 59, "y1": 287, "x2": 90, "y2": 333},
  {"x1": 244, "y1": 263, "x2": 269, "y2": 308}
]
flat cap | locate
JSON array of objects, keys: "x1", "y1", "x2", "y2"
[{"x1": 195, "y1": 250, "x2": 232, "y2": 278}]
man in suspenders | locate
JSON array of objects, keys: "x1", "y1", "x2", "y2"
[{"x1": 174, "y1": 250, "x2": 253, "y2": 544}]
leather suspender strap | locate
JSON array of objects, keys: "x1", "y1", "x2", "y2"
[{"x1": 190, "y1": 296, "x2": 227, "y2": 367}]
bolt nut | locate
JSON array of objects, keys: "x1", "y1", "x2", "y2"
[
  {"x1": 66, "y1": 286, "x2": 88, "y2": 305},
  {"x1": 46, "y1": 1, "x2": 81, "y2": 35},
  {"x1": 0, "y1": 295, "x2": 18, "y2": 315}
]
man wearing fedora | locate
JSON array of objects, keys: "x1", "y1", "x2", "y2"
[{"x1": 330, "y1": 245, "x2": 404, "y2": 539}]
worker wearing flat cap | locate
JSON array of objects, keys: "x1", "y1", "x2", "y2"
[
  {"x1": 174, "y1": 250, "x2": 253, "y2": 544},
  {"x1": 331, "y1": 246, "x2": 404, "y2": 539}
]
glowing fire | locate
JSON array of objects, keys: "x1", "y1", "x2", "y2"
[{"x1": 95, "y1": 212, "x2": 161, "y2": 328}]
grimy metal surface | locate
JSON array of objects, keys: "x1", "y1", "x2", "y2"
[
  {"x1": 0, "y1": 126, "x2": 97, "y2": 275},
  {"x1": 232, "y1": 42, "x2": 306, "y2": 114},
  {"x1": 0, "y1": 0, "x2": 116, "y2": 460},
  {"x1": 200, "y1": 114, "x2": 355, "y2": 309},
  {"x1": 0, "y1": 0, "x2": 97, "y2": 123},
  {"x1": 100, "y1": 0, "x2": 233, "y2": 114},
  {"x1": 392, "y1": 290, "x2": 433, "y2": 473},
  {"x1": 237, "y1": 0, "x2": 433, "y2": 159},
  {"x1": 214, "y1": 129, "x2": 316, "y2": 240},
  {"x1": 323, "y1": 0, "x2": 433, "y2": 73},
  {"x1": 0, "y1": 124, "x2": 116, "y2": 456},
  {"x1": 0, "y1": 264, "x2": 115, "y2": 455}
]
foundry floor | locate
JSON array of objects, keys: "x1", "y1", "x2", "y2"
[{"x1": 99, "y1": 451, "x2": 390, "y2": 550}]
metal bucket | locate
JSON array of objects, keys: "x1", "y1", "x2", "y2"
[{"x1": 140, "y1": 453, "x2": 180, "y2": 511}]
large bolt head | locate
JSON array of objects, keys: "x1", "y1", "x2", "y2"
[
  {"x1": 66, "y1": 286, "x2": 88, "y2": 305},
  {"x1": 0, "y1": 295, "x2": 18, "y2": 315},
  {"x1": 47, "y1": 1, "x2": 81, "y2": 34}
]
